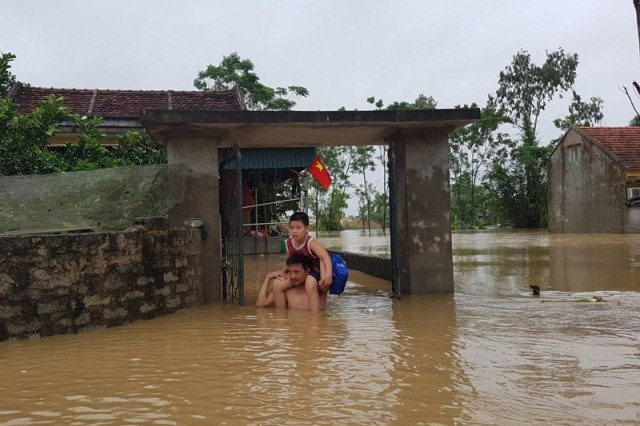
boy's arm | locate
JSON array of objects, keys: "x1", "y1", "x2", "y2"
[
  {"x1": 309, "y1": 239, "x2": 333, "y2": 292},
  {"x1": 256, "y1": 272, "x2": 278, "y2": 307}
]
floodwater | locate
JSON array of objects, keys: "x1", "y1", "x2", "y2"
[{"x1": 2, "y1": 230, "x2": 640, "y2": 425}]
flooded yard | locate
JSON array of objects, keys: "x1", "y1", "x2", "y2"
[{"x1": 1, "y1": 230, "x2": 639, "y2": 424}]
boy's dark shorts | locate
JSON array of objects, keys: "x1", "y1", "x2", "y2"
[{"x1": 308, "y1": 268, "x2": 321, "y2": 283}]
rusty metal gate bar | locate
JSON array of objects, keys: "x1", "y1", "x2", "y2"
[{"x1": 220, "y1": 148, "x2": 244, "y2": 305}]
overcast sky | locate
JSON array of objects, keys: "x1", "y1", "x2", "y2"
[{"x1": 2, "y1": 1, "x2": 639, "y2": 211}]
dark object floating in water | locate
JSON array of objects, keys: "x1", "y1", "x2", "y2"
[{"x1": 530, "y1": 285, "x2": 540, "y2": 296}]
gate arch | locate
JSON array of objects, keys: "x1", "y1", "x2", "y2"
[{"x1": 142, "y1": 109, "x2": 479, "y2": 302}]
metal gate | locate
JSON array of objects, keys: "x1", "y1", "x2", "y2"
[
  {"x1": 218, "y1": 147, "x2": 317, "y2": 305},
  {"x1": 219, "y1": 148, "x2": 244, "y2": 305}
]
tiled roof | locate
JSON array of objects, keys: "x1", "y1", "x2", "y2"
[
  {"x1": 9, "y1": 84, "x2": 243, "y2": 119},
  {"x1": 578, "y1": 126, "x2": 640, "y2": 171}
]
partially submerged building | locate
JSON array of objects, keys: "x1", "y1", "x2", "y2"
[{"x1": 548, "y1": 126, "x2": 640, "y2": 233}]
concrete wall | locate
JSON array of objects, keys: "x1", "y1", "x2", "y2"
[
  {"x1": 331, "y1": 250, "x2": 391, "y2": 281},
  {"x1": 391, "y1": 129, "x2": 454, "y2": 294},
  {"x1": 549, "y1": 129, "x2": 626, "y2": 233},
  {"x1": 0, "y1": 226, "x2": 202, "y2": 341},
  {"x1": 166, "y1": 140, "x2": 221, "y2": 303}
]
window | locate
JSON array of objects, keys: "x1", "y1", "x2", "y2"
[{"x1": 569, "y1": 146, "x2": 579, "y2": 164}]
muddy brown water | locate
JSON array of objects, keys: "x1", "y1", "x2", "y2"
[{"x1": 1, "y1": 230, "x2": 639, "y2": 424}]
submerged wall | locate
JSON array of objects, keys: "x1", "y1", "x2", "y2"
[
  {"x1": 331, "y1": 250, "x2": 391, "y2": 281},
  {"x1": 0, "y1": 225, "x2": 202, "y2": 341}
]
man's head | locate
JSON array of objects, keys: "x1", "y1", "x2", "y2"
[
  {"x1": 285, "y1": 253, "x2": 313, "y2": 285},
  {"x1": 288, "y1": 211, "x2": 310, "y2": 239}
]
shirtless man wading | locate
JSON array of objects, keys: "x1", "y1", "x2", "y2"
[{"x1": 256, "y1": 253, "x2": 327, "y2": 310}]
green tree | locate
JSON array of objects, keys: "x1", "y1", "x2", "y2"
[
  {"x1": 375, "y1": 145, "x2": 389, "y2": 235},
  {"x1": 352, "y1": 146, "x2": 376, "y2": 234},
  {"x1": 553, "y1": 90, "x2": 604, "y2": 131},
  {"x1": 367, "y1": 94, "x2": 437, "y2": 111},
  {"x1": 0, "y1": 51, "x2": 17, "y2": 97},
  {"x1": 306, "y1": 146, "x2": 356, "y2": 232},
  {"x1": 194, "y1": 52, "x2": 309, "y2": 110},
  {"x1": 0, "y1": 95, "x2": 71, "y2": 175},
  {"x1": 369, "y1": 190, "x2": 390, "y2": 230},
  {"x1": 113, "y1": 130, "x2": 167, "y2": 165},
  {"x1": 63, "y1": 116, "x2": 111, "y2": 171},
  {"x1": 363, "y1": 94, "x2": 436, "y2": 233},
  {"x1": 490, "y1": 49, "x2": 581, "y2": 228},
  {"x1": 449, "y1": 99, "x2": 511, "y2": 228}
]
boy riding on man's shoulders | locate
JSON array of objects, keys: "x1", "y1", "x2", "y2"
[{"x1": 268, "y1": 211, "x2": 332, "y2": 312}]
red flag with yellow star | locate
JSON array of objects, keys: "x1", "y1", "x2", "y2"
[{"x1": 308, "y1": 155, "x2": 332, "y2": 190}]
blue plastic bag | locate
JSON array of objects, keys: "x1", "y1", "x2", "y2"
[{"x1": 329, "y1": 253, "x2": 349, "y2": 295}]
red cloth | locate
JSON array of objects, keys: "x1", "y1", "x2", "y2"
[{"x1": 308, "y1": 156, "x2": 332, "y2": 190}]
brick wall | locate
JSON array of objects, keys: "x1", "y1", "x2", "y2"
[{"x1": 0, "y1": 226, "x2": 202, "y2": 341}]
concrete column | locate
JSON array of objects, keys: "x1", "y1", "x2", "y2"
[
  {"x1": 166, "y1": 138, "x2": 221, "y2": 303},
  {"x1": 391, "y1": 128, "x2": 454, "y2": 294}
]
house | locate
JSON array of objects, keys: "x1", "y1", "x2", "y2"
[
  {"x1": 548, "y1": 126, "x2": 640, "y2": 233},
  {"x1": 7, "y1": 83, "x2": 244, "y2": 145}
]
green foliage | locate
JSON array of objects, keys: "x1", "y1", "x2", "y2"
[
  {"x1": 450, "y1": 175, "x2": 499, "y2": 229},
  {"x1": 352, "y1": 146, "x2": 376, "y2": 234},
  {"x1": 0, "y1": 51, "x2": 17, "y2": 97},
  {"x1": 630, "y1": 115, "x2": 640, "y2": 126},
  {"x1": 367, "y1": 94, "x2": 437, "y2": 111},
  {"x1": 0, "y1": 51, "x2": 166, "y2": 176},
  {"x1": 449, "y1": 99, "x2": 511, "y2": 228},
  {"x1": 0, "y1": 95, "x2": 72, "y2": 175},
  {"x1": 357, "y1": 94, "x2": 436, "y2": 232},
  {"x1": 496, "y1": 49, "x2": 578, "y2": 134},
  {"x1": 488, "y1": 49, "x2": 583, "y2": 228},
  {"x1": 194, "y1": 52, "x2": 309, "y2": 110},
  {"x1": 355, "y1": 183, "x2": 386, "y2": 230},
  {"x1": 307, "y1": 146, "x2": 356, "y2": 232},
  {"x1": 485, "y1": 142, "x2": 552, "y2": 228},
  {"x1": 113, "y1": 130, "x2": 167, "y2": 165},
  {"x1": 553, "y1": 90, "x2": 604, "y2": 131},
  {"x1": 0, "y1": 53, "x2": 72, "y2": 175},
  {"x1": 311, "y1": 187, "x2": 348, "y2": 232},
  {"x1": 63, "y1": 116, "x2": 111, "y2": 171},
  {"x1": 369, "y1": 190, "x2": 390, "y2": 229}
]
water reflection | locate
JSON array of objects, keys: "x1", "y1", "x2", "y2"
[
  {"x1": 1, "y1": 230, "x2": 640, "y2": 424},
  {"x1": 321, "y1": 229, "x2": 391, "y2": 258},
  {"x1": 549, "y1": 233, "x2": 640, "y2": 292},
  {"x1": 454, "y1": 293, "x2": 640, "y2": 424},
  {"x1": 389, "y1": 295, "x2": 467, "y2": 424}
]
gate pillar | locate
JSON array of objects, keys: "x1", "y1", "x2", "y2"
[
  {"x1": 390, "y1": 128, "x2": 454, "y2": 295},
  {"x1": 166, "y1": 138, "x2": 221, "y2": 304}
]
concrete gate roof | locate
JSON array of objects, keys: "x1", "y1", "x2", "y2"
[{"x1": 141, "y1": 109, "x2": 479, "y2": 148}]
